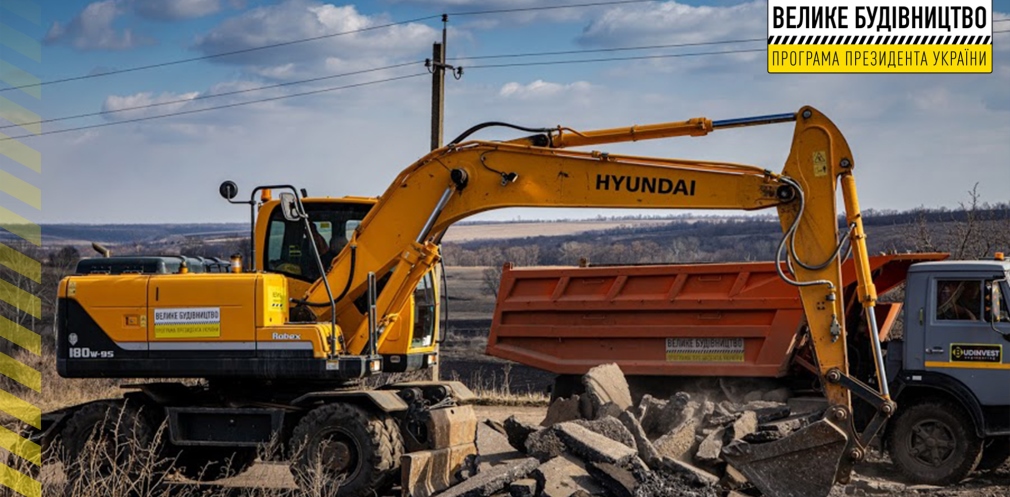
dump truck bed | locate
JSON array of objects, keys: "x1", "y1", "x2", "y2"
[{"x1": 487, "y1": 253, "x2": 948, "y2": 377}]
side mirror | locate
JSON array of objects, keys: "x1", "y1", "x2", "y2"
[
  {"x1": 279, "y1": 192, "x2": 301, "y2": 222},
  {"x1": 219, "y1": 181, "x2": 238, "y2": 200},
  {"x1": 989, "y1": 281, "x2": 1006, "y2": 323}
]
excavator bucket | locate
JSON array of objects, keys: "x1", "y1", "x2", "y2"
[{"x1": 721, "y1": 419, "x2": 848, "y2": 497}]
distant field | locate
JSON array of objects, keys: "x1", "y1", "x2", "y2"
[
  {"x1": 35, "y1": 218, "x2": 695, "y2": 248},
  {"x1": 441, "y1": 219, "x2": 680, "y2": 242}
]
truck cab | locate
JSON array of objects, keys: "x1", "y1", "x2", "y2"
[{"x1": 885, "y1": 258, "x2": 1010, "y2": 484}]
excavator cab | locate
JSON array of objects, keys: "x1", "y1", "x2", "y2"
[
  {"x1": 250, "y1": 193, "x2": 441, "y2": 368},
  {"x1": 260, "y1": 199, "x2": 371, "y2": 283}
]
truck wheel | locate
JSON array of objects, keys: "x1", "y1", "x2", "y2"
[
  {"x1": 173, "y1": 447, "x2": 258, "y2": 481},
  {"x1": 289, "y1": 403, "x2": 403, "y2": 497},
  {"x1": 888, "y1": 400, "x2": 983, "y2": 485},
  {"x1": 977, "y1": 437, "x2": 1010, "y2": 471},
  {"x1": 551, "y1": 375, "x2": 583, "y2": 401},
  {"x1": 59, "y1": 400, "x2": 164, "y2": 490}
]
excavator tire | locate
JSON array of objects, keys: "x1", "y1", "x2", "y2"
[
  {"x1": 977, "y1": 437, "x2": 1010, "y2": 471},
  {"x1": 59, "y1": 399, "x2": 165, "y2": 492},
  {"x1": 888, "y1": 399, "x2": 984, "y2": 485},
  {"x1": 172, "y1": 446, "x2": 258, "y2": 482},
  {"x1": 289, "y1": 403, "x2": 403, "y2": 497}
]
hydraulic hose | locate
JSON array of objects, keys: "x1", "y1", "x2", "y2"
[
  {"x1": 448, "y1": 122, "x2": 554, "y2": 146},
  {"x1": 291, "y1": 245, "x2": 357, "y2": 308},
  {"x1": 774, "y1": 176, "x2": 835, "y2": 291}
]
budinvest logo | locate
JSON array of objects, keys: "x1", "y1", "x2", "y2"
[
  {"x1": 767, "y1": 0, "x2": 993, "y2": 73},
  {"x1": 950, "y1": 343, "x2": 1002, "y2": 363}
]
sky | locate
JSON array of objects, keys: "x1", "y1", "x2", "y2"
[{"x1": 1, "y1": 0, "x2": 1008, "y2": 224}]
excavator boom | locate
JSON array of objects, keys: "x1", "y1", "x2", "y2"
[{"x1": 291, "y1": 106, "x2": 888, "y2": 496}]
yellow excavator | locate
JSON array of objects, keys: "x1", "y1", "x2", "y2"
[{"x1": 43, "y1": 106, "x2": 889, "y2": 497}]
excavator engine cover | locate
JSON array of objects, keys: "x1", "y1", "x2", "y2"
[{"x1": 721, "y1": 419, "x2": 847, "y2": 497}]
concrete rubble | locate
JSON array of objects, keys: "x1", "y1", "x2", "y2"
[{"x1": 423, "y1": 363, "x2": 830, "y2": 497}]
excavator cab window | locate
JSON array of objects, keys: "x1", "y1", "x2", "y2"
[
  {"x1": 412, "y1": 272, "x2": 436, "y2": 348},
  {"x1": 264, "y1": 202, "x2": 371, "y2": 281}
]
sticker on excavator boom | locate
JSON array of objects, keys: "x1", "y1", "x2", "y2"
[
  {"x1": 950, "y1": 343, "x2": 1002, "y2": 363},
  {"x1": 154, "y1": 307, "x2": 221, "y2": 338},
  {"x1": 666, "y1": 338, "x2": 744, "y2": 362},
  {"x1": 812, "y1": 150, "x2": 828, "y2": 177}
]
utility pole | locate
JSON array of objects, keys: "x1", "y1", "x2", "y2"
[
  {"x1": 430, "y1": 15, "x2": 447, "y2": 151},
  {"x1": 428, "y1": 15, "x2": 462, "y2": 151},
  {"x1": 426, "y1": 15, "x2": 463, "y2": 381}
]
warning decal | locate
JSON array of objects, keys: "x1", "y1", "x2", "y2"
[
  {"x1": 666, "y1": 338, "x2": 745, "y2": 362},
  {"x1": 950, "y1": 343, "x2": 1002, "y2": 363},
  {"x1": 154, "y1": 307, "x2": 221, "y2": 338}
]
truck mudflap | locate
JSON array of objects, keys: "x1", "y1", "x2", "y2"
[{"x1": 722, "y1": 419, "x2": 848, "y2": 497}]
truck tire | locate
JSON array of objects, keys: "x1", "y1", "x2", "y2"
[
  {"x1": 887, "y1": 400, "x2": 984, "y2": 485},
  {"x1": 289, "y1": 403, "x2": 403, "y2": 497},
  {"x1": 173, "y1": 446, "x2": 258, "y2": 481},
  {"x1": 550, "y1": 374, "x2": 583, "y2": 401},
  {"x1": 59, "y1": 400, "x2": 164, "y2": 491},
  {"x1": 977, "y1": 437, "x2": 1010, "y2": 471}
]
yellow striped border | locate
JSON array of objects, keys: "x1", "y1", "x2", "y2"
[
  {"x1": 0, "y1": 2, "x2": 43, "y2": 497},
  {"x1": 768, "y1": 44, "x2": 993, "y2": 73}
]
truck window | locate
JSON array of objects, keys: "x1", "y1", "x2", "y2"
[{"x1": 936, "y1": 280, "x2": 983, "y2": 321}]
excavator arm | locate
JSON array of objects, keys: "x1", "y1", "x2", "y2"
[{"x1": 295, "y1": 106, "x2": 889, "y2": 496}]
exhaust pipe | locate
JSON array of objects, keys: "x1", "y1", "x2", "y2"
[{"x1": 91, "y1": 242, "x2": 111, "y2": 258}]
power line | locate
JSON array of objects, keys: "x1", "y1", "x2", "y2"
[
  {"x1": 0, "y1": 16, "x2": 440, "y2": 94},
  {"x1": 11, "y1": 32, "x2": 1003, "y2": 134},
  {"x1": 450, "y1": 0, "x2": 652, "y2": 16},
  {"x1": 0, "y1": 61, "x2": 422, "y2": 131},
  {"x1": 0, "y1": 1, "x2": 655, "y2": 93},
  {"x1": 0, "y1": 73, "x2": 427, "y2": 142},
  {"x1": 451, "y1": 38, "x2": 763, "y2": 61},
  {"x1": 464, "y1": 47, "x2": 766, "y2": 69},
  {"x1": 4, "y1": 39, "x2": 766, "y2": 130}
]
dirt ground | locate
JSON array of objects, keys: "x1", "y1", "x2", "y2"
[{"x1": 209, "y1": 405, "x2": 1009, "y2": 497}]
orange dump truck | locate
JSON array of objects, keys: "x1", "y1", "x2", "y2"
[
  {"x1": 486, "y1": 251, "x2": 1010, "y2": 486},
  {"x1": 486, "y1": 253, "x2": 946, "y2": 379}
]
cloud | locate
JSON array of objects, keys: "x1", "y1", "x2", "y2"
[
  {"x1": 103, "y1": 91, "x2": 201, "y2": 120},
  {"x1": 132, "y1": 0, "x2": 227, "y2": 21},
  {"x1": 45, "y1": 0, "x2": 150, "y2": 50},
  {"x1": 499, "y1": 80, "x2": 591, "y2": 100},
  {"x1": 36, "y1": 3, "x2": 1010, "y2": 223},
  {"x1": 194, "y1": 0, "x2": 438, "y2": 79},
  {"x1": 578, "y1": 1, "x2": 765, "y2": 47},
  {"x1": 46, "y1": 0, "x2": 238, "y2": 51},
  {"x1": 388, "y1": 0, "x2": 599, "y2": 25}
]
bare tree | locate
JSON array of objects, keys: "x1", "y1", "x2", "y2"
[{"x1": 905, "y1": 183, "x2": 1010, "y2": 259}]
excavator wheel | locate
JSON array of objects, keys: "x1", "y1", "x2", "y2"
[
  {"x1": 887, "y1": 399, "x2": 984, "y2": 485},
  {"x1": 977, "y1": 437, "x2": 1010, "y2": 472},
  {"x1": 59, "y1": 399, "x2": 166, "y2": 493},
  {"x1": 289, "y1": 403, "x2": 404, "y2": 497},
  {"x1": 172, "y1": 446, "x2": 258, "y2": 482}
]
